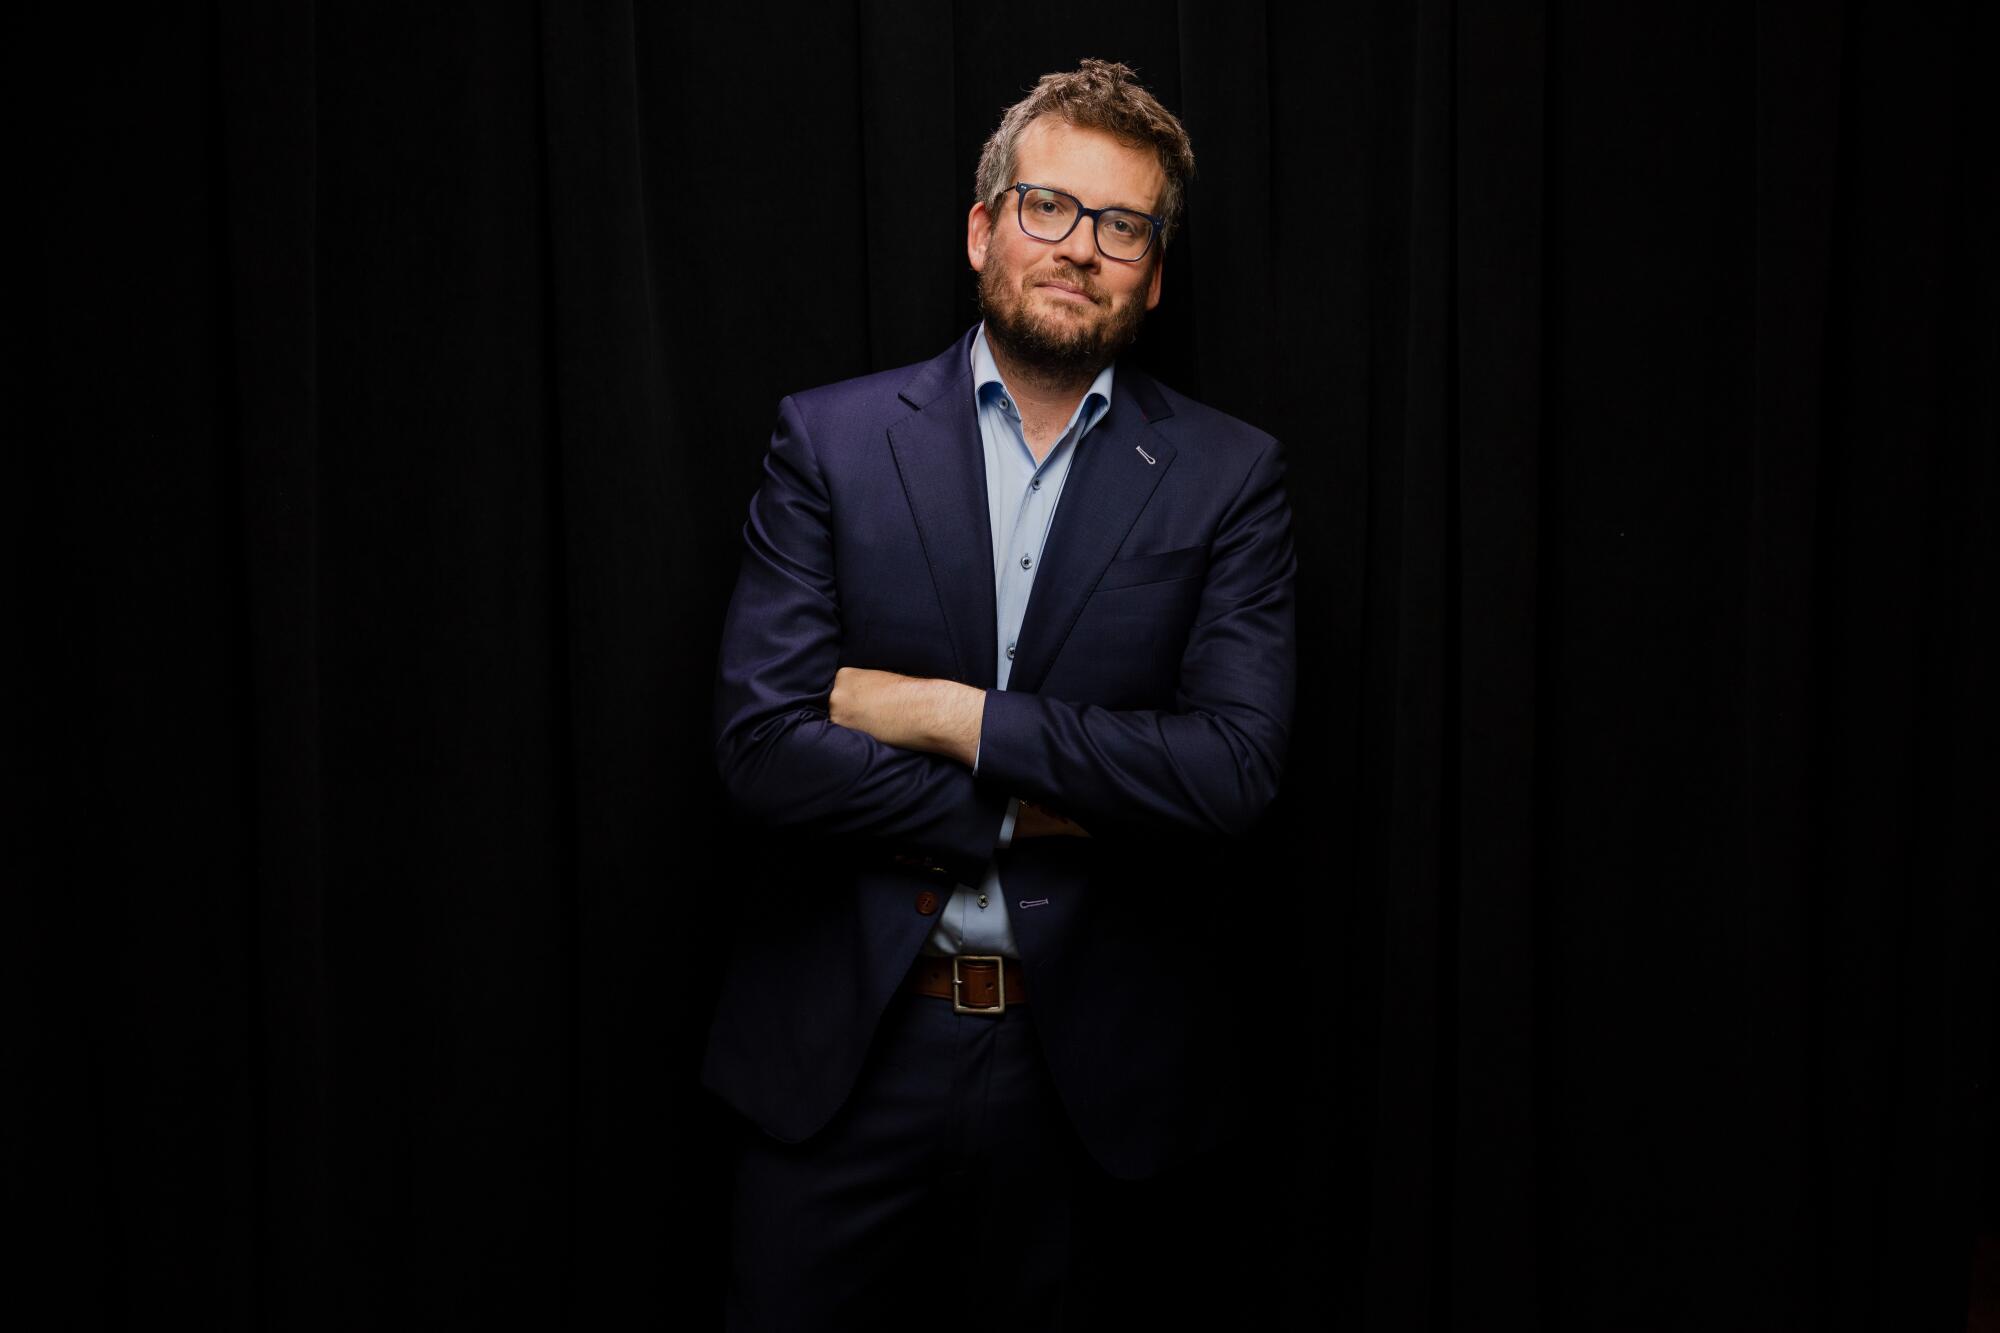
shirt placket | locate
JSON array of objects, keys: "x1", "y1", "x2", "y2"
[{"x1": 934, "y1": 353, "x2": 1103, "y2": 960}]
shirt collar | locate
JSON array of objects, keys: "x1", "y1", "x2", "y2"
[{"x1": 971, "y1": 321, "x2": 1116, "y2": 440}]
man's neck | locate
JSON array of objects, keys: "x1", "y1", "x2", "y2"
[{"x1": 982, "y1": 336, "x2": 1104, "y2": 455}]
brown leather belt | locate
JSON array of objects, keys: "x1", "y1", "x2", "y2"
[{"x1": 909, "y1": 953, "x2": 1028, "y2": 1015}]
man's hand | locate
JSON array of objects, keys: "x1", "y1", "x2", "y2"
[
  {"x1": 1016, "y1": 799, "x2": 1092, "y2": 839},
  {"x1": 829, "y1": 668, "x2": 984, "y2": 768}
]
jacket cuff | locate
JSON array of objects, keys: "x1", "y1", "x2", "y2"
[
  {"x1": 972, "y1": 687, "x2": 1042, "y2": 796},
  {"x1": 940, "y1": 776, "x2": 1012, "y2": 885}
]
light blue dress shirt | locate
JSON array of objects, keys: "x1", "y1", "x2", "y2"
[{"x1": 921, "y1": 323, "x2": 1116, "y2": 960}]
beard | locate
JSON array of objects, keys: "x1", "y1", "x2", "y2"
[{"x1": 976, "y1": 258, "x2": 1151, "y2": 382}]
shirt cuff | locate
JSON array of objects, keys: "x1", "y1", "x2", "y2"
[{"x1": 997, "y1": 796, "x2": 1019, "y2": 850}]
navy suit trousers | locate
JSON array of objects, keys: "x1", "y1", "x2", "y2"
[{"x1": 725, "y1": 971, "x2": 1086, "y2": 1330}]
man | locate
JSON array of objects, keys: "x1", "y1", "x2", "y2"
[{"x1": 706, "y1": 59, "x2": 1296, "y2": 1326}]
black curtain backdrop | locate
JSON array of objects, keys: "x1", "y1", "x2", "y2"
[{"x1": 17, "y1": 1, "x2": 1996, "y2": 1328}]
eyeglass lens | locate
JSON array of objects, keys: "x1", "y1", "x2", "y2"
[{"x1": 1018, "y1": 187, "x2": 1154, "y2": 260}]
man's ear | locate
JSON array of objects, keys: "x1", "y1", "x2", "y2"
[
  {"x1": 1145, "y1": 249, "x2": 1164, "y2": 311},
  {"x1": 967, "y1": 201, "x2": 993, "y2": 273}
]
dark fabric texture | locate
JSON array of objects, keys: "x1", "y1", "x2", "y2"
[
  {"x1": 16, "y1": 1, "x2": 1994, "y2": 1328},
  {"x1": 724, "y1": 988, "x2": 1081, "y2": 1329},
  {"x1": 701, "y1": 324, "x2": 1289, "y2": 1180}
]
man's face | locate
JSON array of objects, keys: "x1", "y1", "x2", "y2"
[{"x1": 968, "y1": 117, "x2": 1167, "y2": 379}]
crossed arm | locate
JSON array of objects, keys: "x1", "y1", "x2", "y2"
[
  {"x1": 825, "y1": 668, "x2": 1084, "y2": 838},
  {"x1": 713, "y1": 393, "x2": 1296, "y2": 879}
]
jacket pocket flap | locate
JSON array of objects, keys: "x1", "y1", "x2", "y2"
[{"x1": 1094, "y1": 543, "x2": 1210, "y2": 591}]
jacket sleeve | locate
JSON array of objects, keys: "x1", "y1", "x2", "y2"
[
  {"x1": 971, "y1": 435, "x2": 1297, "y2": 838},
  {"x1": 712, "y1": 394, "x2": 1010, "y2": 885}
]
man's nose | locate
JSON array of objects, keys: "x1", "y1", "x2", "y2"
[{"x1": 1053, "y1": 213, "x2": 1101, "y2": 268}]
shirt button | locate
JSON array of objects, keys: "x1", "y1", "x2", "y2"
[
  {"x1": 1006, "y1": 642, "x2": 1016, "y2": 659},
  {"x1": 1020, "y1": 555, "x2": 1032, "y2": 569}
]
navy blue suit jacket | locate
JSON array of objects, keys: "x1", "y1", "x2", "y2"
[{"x1": 704, "y1": 324, "x2": 1297, "y2": 1181}]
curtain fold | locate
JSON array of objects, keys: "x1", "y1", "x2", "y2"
[{"x1": 217, "y1": 0, "x2": 330, "y2": 1323}]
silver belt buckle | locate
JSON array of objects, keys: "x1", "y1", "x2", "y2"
[{"x1": 951, "y1": 954, "x2": 1006, "y2": 1016}]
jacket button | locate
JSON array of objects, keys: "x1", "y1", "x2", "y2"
[{"x1": 915, "y1": 890, "x2": 940, "y2": 916}]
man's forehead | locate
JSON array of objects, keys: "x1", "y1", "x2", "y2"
[{"x1": 1016, "y1": 117, "x2": 1165, "y2": 210}]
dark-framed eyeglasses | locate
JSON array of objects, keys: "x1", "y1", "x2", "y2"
[{"x1": 1009, "y1": 182, "x2": 1163, "y2": 263}]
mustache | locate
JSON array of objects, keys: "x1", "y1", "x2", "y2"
[{"x1": 1028, "y1": 266, "x2": 1103, "y2": 303}]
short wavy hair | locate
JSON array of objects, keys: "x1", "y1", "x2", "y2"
[{"x1": 973, "y1": 59, "x2": 1197, "y2": 251}]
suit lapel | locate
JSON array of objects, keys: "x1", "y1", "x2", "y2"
[
  {"x1": 1007, "y1": 369, "x2": 1177, "y2": 695},
  {"x1": 886, "y1": 327, "x2": 1000, "y2": 689},
  {"x1": 886, "y1": 328, "x2": 1181, "y2": 696}
]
